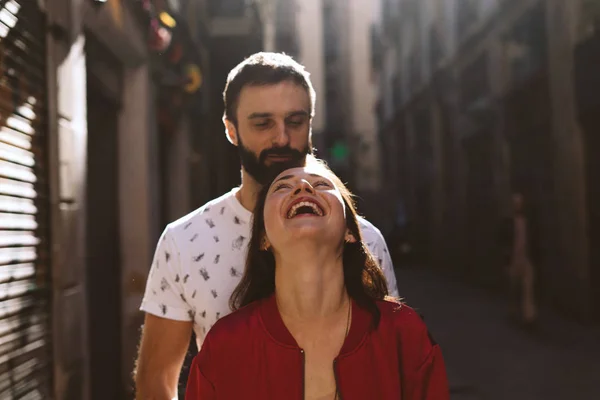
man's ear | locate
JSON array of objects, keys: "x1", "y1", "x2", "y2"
[{"x1": 224, "y1": 117, "x2": 238, "y2": 146}]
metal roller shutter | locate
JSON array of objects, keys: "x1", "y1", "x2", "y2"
[{"x1": 0, "y1": 1, "x2": 52, "y2": 399}]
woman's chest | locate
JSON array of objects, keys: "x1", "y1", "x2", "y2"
[
  {"x1": 212, "y1": 343, "x2": 403, "y2": 400},
  {"x1": 304, "y1": 349, "x2": 339, "y2": 400}
]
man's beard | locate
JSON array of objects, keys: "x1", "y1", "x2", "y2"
[{"x1": 237, "y1": 133, "x2": 312, "y2": 185}]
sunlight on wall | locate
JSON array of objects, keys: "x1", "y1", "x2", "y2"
[
  {"x1": 0, "y1": 0, "x2": 21, "y2": 39},
  {"x1": 0, "y1": 92, "x2": 45, "y2": 397}
]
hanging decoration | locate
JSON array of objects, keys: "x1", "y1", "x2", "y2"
[
  {"x1": 149, "y1": 18, "x2": 173, "y2": 52},
  {"x1": 108, "y1": 0, "x2": 123, "y2": 28},
  {"x1": 137, "y1": 0, "x2": 204, "y2": 133},
  {"x1": 184, "y1": 64, "x2": 203, "y2": 94}
]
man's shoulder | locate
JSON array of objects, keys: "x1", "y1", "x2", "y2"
[{"x1": 165, "y1": 189, "x2": 244, "y2": 239}]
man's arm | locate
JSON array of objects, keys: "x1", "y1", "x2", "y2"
[
  {"x1": 136, "y1": 227, "x2": 194, "y2": 399},
  {"x1": 135, "y1": 315, "x2": 193, "y2": 400}
]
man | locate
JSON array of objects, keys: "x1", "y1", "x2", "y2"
[{"x1": 135, "y1": 52, "x2": 399, "y2": 399}]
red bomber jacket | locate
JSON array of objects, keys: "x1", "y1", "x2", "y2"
[{"x1": 186, "y1": 295, "x2": 449, "y2": 400}]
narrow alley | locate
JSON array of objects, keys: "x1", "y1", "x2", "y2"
[{"x1": 396, "y1": 268, "x2": 600, "y2": 400}]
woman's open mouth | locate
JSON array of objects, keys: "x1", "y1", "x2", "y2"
[{"x1": 286, "y1": 198, "x2": 325, "y2": 219}]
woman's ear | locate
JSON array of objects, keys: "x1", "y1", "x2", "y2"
[
  {"x1": 344, "y1": 230, "x2": 357, "y2": 243},
  {"x1": 260, "y1": 236, "x2": 271, "y2": 251}
]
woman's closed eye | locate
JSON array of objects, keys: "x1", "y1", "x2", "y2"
[
  {"x1": 273, "y1": 182, "x2": 292, "y2": 192},
  {"x1": 313, "y1": 181, "x2": 331, "y2": 188},
  {"x1": 272, "y1": 180, "x2": 330, "y2": 193}
]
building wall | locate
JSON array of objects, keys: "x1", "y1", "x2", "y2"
[
  {"x1": 48, "y1": 20, "x2": 90, "y2": 400},
  {"x1": 348, "y1": 0, "x2": 381, "y2": 192},
  {"x1": 545, "y1": 0, "x2": 591, "y2": 318},
  {"x1": 47, "y1": 0, "x2": 162, "y2": 397},
  {"x1": 117, "y1": 64, "x2": 157, "y2": 388},
  {"x1": 205, "y1": 1, "x2": 264, "y2": 197},
  {"x1": 263, "y1": 0, "x2": 383, "y2": 197},
  {"x1": 376, "y1": 0, "x2": 595, "y2": 320},
  {"x1": 297, "y1": 0, "x2": 326, "y2": 135},
  {"x1": 166, "y1": 116, "x2": 192, "y2": 222}
]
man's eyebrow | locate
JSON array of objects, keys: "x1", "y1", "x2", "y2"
[
  {"x1": 247, "y1": 110, "x2": 310, "y2": 120},
  {"x1": 247, "y1": 112, "x2": 273, "y2": 119},
  {"x1": 286, "y1": 110, "x2": 310, "y2": 118}
]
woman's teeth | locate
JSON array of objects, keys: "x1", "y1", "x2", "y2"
[{"x1": 287, "y1": 201, "x2": 324, "y2": 218}]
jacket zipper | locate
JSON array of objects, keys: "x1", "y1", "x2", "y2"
[
  {"x1": 333, "y1": 359, "x2": 342, "y2": 399},
  {"x1": 301, "y1": 349, "x2": 306, "y2": 400}
]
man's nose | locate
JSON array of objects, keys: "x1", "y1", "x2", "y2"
[
  {"x1": 293, "y1": 180, "x2": 314, "y2": 195},
  {"x1": 272, "y1": 122, "x2": 291, "y2": 147}
]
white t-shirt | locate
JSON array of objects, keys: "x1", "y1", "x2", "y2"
[{"x1": 140, "y1": 188, "x2": 399, "y2": 346}]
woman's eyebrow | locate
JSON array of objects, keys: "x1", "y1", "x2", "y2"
[
  {"x1": 271, "y1": 173, "x2": 324, "y2": 188},
  {"x1": 273, "y1": 174, "x2": 294, "y2": 184}
]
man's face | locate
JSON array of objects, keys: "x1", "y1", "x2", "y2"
[{"x1": 226, "y1": 81, "x2": 313, "y2": 185}]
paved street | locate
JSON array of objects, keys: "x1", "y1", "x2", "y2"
[{"x1": 395, "y1": 268, "x2": 600, "y2": 400}]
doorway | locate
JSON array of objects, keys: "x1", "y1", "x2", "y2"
[{"x1": 86, "y1": 40, "x2": 123, "y2": 399}]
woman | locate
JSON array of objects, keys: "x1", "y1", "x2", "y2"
[
  {"x1": 186, "y1": 161, "x2": 449, "y2": 399},
  {"x1": 505, "y1": 192, "x2": 538, "y2": 328}
]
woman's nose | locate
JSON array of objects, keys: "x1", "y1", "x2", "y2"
[{"x1": 293, "y1": 180, "x2": 314, "y2": 195}]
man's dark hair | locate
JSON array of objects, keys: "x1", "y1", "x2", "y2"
[{"x1": 223, "y1": 52, "x2": 316, "y2": 126}]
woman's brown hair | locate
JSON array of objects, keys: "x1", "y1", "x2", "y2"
[{"x1": 229, "y1": 160, "x2": 390, "y2": 326}]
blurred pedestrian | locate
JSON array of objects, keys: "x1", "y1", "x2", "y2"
[
  {"x1": 134, "y1": 52, "x2": 399, "y2": 399},
  {"x1": 185, "y1": 163, "x2": 449, "y2": 400},
  {"x1": 504, "y1": 192, "x2": 538, "y2": 329}
]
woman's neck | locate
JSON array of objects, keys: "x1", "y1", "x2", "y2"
[{"x1": 274, "y1": 246, "x2": 348, "y2": 322}]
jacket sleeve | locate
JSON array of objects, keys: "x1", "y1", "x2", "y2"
[
  {"x1": 185, "y1": 336, "x2": 216, "y2": 400},
  {"x1": 399, "y1": 309, "x2": 450, "y2": 400},
  {"x1": 412, "y1": 341, "x2": 449, "y2": 400}
]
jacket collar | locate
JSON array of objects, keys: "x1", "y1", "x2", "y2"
[{"x1": 259, "y1": 294, "x2": 372, "y2": 355}]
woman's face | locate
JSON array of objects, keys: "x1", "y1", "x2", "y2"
[{"x1": 263, "y1": 166, "x2": 348, "y2": 251}]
